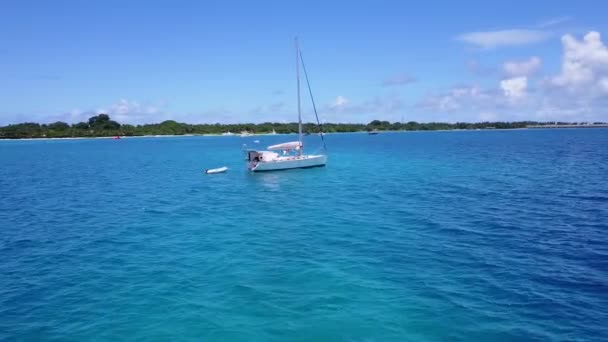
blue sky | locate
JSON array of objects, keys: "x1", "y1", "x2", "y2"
[{"x1": 1, "y1": 0, "x2": 608, "y2": 124}]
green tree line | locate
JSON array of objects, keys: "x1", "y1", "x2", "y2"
[{"x1": 0, "y1": 114, "x2": 601, "y2": 139}]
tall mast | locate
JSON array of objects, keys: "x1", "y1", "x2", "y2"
[{"x1": 296, "y1": 37, "x2": 302, "y2": 155}]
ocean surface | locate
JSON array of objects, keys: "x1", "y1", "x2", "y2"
[{"x1": 1, "y1": 129, "x2": 607, "y2": 341}]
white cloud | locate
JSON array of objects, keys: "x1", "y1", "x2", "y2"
[
  {"x1": 416, "y1": 83, "x2": 538, "y2": 122},
  {"x1": 329, "y1": 95, "x2": 349, "y2": 110},
  {"x1": 535, "y1": 97, "x2": 594, "y2": 120},
  {"x1": 323, "y1": 95, "x2": 403, "y2": 122},
  {"x1": 416, "y1": 85, "x2": 508, "y2": 122},
  {"x1": 418, "y1": 85, "x2": 486, "y2": 112},
  {"x1": 97, "y1": 99, "x2": 166, "y2": 124},
  {"x1": 599, "y1": 78, "x2": 608, "y2": 93},
  {"x1": 456, "y1": 29, "x2": 550, "y2": 49},
  {"x1": 500, "y1": 76, "x2": 528, "y2": 99},
  {"x1": 551, "y1": 31, "x2": 608, "y2": 89},
  {"x1": 536, "y1": 16, "x2": 571, "y2": 29},
  {"x1": 414, "y1": 31, "x2": 608, "y2": 122},
  {"x1": 535, "y1": 31, "x2": 608, "y2": 121},
  {"x1": 503, "y1": 57, "x2": 541, "y2": 77},
  {"x1": 47, "y1": 99, "x2": 169, "y2": 125}
]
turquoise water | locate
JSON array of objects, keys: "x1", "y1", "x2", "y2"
[{"x1": 1, "y1": 130, "x2": 607, "y2": 341}]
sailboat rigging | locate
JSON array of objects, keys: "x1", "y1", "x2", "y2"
[{"x1": 246, "y1": 38, "x2": 327, "y2": 172}]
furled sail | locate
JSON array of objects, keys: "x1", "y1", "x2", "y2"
[{"x1": 267, "y1": 141, "x2": 301, "y2": 150}]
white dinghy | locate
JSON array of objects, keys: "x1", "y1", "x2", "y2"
[{"x1": 205, "y1": 166, "x2": 228, "y2": 174}]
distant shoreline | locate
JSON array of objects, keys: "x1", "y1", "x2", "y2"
[
  {"x1": 2, "y1": 114, "x2": 607, "y2": 139},
  {"x1": 0, "y1": 132, "x2": 296, "y2": 141},
  {"x1": 3, "y1": 125, "x2": 608, "y2": 141}
]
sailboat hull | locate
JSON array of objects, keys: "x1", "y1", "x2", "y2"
[{"x1": 249, "y1": 154, "x2": 327, "y2": 172}]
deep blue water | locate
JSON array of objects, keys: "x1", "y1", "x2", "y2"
[{"x1": 1, "y1": 129, "x2": 607, "y2": 341}]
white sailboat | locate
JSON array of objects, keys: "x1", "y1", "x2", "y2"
[{"x1": 246, "y1": 38, "x2": 327, "y2": 172}]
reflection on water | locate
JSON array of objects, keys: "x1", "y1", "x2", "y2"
[
  {"x1": 244, "y1": 166, "x2": 327, "y2": 192},
  {"x1": 245, "y1": 171, "x2": 286, "y2": 191}
]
